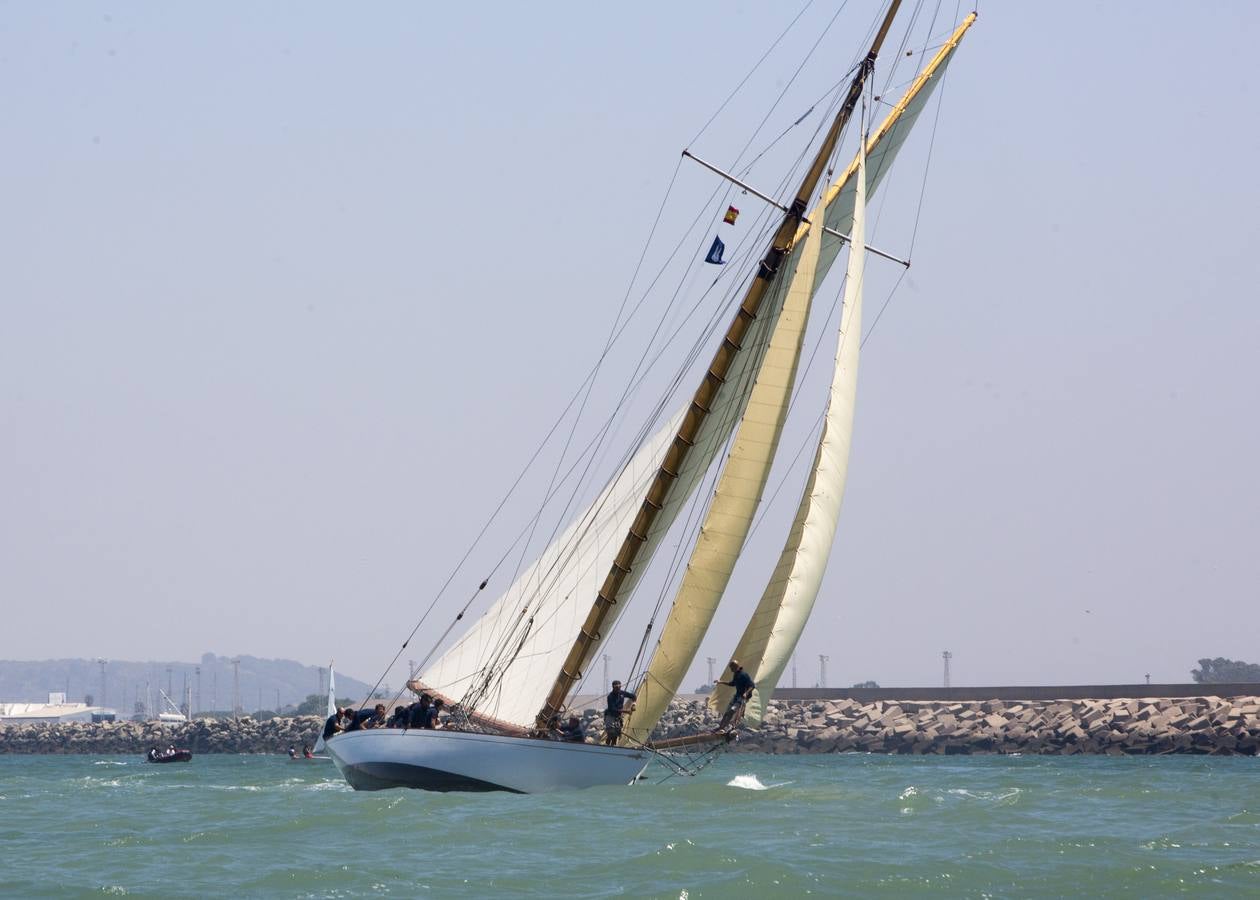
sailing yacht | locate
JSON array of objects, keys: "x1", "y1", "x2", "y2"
[{"x1": 327, "y1": 3, "x2": 976, "y2": 792}]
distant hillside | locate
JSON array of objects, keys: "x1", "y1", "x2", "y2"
[{"x1": 0, "y1": 654, "x2": 378, "y2": 715}]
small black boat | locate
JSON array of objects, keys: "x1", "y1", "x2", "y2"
[{"x1": 146, "y1": 747, "x2": 193, "y2": 763}]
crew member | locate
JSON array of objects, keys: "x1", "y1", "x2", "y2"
[
  {"x1": 321, "y1": 707, "x2": 344, "y2": 742},
  {"x1": 559, "y1": 714, "x2": 587, "y2": 743},
  {"x1": 603, "y1": 680, "x2": 637, "y2": 746},
  {"x1": 718, "y1": 659, "x2": 755, "y2": 730}
]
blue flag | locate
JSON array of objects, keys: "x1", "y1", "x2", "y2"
[{"x1": 705, "y1": 235, "x2": 726, "y2": 265}]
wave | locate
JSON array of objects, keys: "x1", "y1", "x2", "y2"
[{"x1": 726, "y1": 774, "x2": 793, "y2": 791}]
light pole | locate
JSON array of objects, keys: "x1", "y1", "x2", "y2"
[
  {"x1": 231, "y1": 658, "x2": 241, "y2": 720},
  {"x1": 97, "y1": 658, "x2": 108, "y2": 708}
]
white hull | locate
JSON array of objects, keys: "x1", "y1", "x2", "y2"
[{"x1": 326, "y1": 729, "x2": 651, "y2": 793}]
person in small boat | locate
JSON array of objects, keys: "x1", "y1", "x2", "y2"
[
  {"x1": 287, "y1": 745, "x2": 298, "y2": 759},
  {"x1": 718, "y1": 659, "x2": 755, "y2": 730},
  {"x1": 302, "y1": 744, "x2": 314, "y2": 759},
  {"x1": 559, "y1": 714, "x2": 586, "y2": 743},
  {"x1": 603, "y1": 680, "x2": 637, "y2": 746},
  {"x1": 147, "y1": 746, "x2": 158, "y2": 761}
]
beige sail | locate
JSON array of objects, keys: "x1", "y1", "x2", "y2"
[
  {"x1": 710, "y1": 112, "x2": 868, "y2": 728},
  {"x1": 621, "y1": 19, "x2": 975, "y2": 741},
  {"x1": 621, "y1": 200, "x2": 825, "y2": 744}
]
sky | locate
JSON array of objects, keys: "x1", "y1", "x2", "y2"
[{"x1": 3, "y1": 2, "x2": 1258, "y2": 695}]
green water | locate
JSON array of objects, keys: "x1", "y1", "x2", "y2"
[{"x1": 2, "y1": 753, "x2": 1257, "y2": 897}]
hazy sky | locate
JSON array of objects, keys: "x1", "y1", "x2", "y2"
[{"x1": 3, "y1": 2, "x2": 1258, "y2": 694}]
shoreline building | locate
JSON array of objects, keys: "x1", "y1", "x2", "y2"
[{"x1": 0, "y1": 692, "x2": 116, "y2": 724}]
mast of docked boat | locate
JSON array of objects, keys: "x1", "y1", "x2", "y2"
[{"x1": 535, "y1": 0, "x2": 905, "y2": 731}]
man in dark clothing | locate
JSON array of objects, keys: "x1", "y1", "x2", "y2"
[
  {"x1": 321, "y1": 708, "x2": 344, "y2": 741},
  {"x1": 408, "y1": 695, "x2": 432, "y2": 729},
  {"x1": 386, "y1": 704, "x2": 409, "y2": 728},
  {"x1": 426, "y1": 698, "x2": 445, "y2": 729},
  {"x1": 603, "y1": 680, "x2": 637, "y2": 746},
  {"x1": 718, "y1": 659, "x2": 756, "y2": 730},
  {"x1": 559, "y1": 714, "x2": 586, "y2": 743},
  {"x1": 348, "y1": 705, "x2": 383, "y2": 731}
]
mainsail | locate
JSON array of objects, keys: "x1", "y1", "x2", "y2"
[
  {"x1": 710, "y1": 99, "x2": 869, "y2": 729},
  {"x1": 625, "y1": 16, "x2": 975, "y2": 741}
]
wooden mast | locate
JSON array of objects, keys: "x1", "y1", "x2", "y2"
[{"x1": 536, "y1": 0, "x2": 904, "y2": 731}]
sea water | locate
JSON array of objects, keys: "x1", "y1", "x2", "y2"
[{"x1": 2, "y1": 753, "x2": 1257, "y2": 897}]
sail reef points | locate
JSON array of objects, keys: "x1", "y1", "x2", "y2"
[{"x1": 2, "y1": 695, "x2": 1259, "y2": 756}]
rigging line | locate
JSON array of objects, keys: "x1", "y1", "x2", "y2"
[
  {"x1": 686, "y1": 0, "x2": 819, "y2": 149},
  {"x1": 907, "y1": 7, "x2": 955, "y2": 261},
  {"x1": 736, "y1": 72, "x2": 853, "y2": 179},
  {"x1": 500, "y1": 157, "x2": 693, "y2": 627},
  {"x1": 725, "y1": 0, "x2": 853, "y2": 176},
  {"x1": 406, "y1": 152, "x2": 701, "y2": 679},
  {"x1": 862, "y1": 9, "x2": 955, "y2": 343},
  {"x1": 877, "y1": 0, "x2": 926, "y2": 101}
]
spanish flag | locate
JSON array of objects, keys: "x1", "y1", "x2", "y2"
[{"x1": 723, "y1": 205, "x2": 740, "y2": 225}]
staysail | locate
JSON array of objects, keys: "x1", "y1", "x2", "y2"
[
  {"x1": 711, "y1": 107, "x2": 869, "y2": 728},
  {"x1": 625, "y1": 15, "x2": 976, "y2": 741},
  {"x1": 313, "y1": 663, "x2": 336, "y2": 752}
]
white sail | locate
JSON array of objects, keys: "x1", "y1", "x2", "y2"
[
  {"x1": 416, "y1": 405, "x2": 686, "y2": 729},
  {"x1": 713, "y1": 111, "x2": 869, "y2": 728},
  {"x1": 314, "y1": 664, "x2": 336, "y2": 752}
]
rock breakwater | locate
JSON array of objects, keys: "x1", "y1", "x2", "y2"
[
  {"x1": 652, "y1": 695, "x2": 1260, "y2": 755},
  {"x1": 4, "y1": 695, "x2": 1258, "y2": 756},
  {"x1": 0, "y1": 716, "x2": 324, "y2": 755}
]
